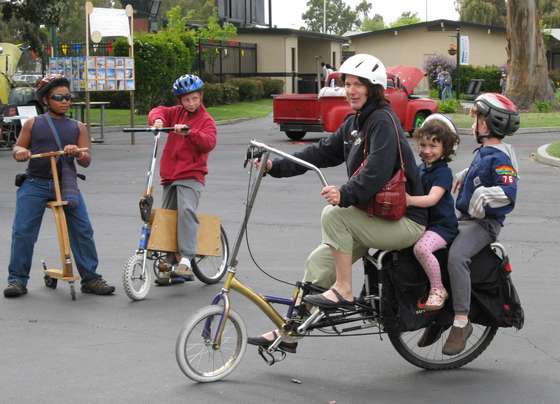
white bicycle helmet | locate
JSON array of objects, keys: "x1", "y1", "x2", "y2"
[
  {"x1": 422, "y1": 113, "x2": 458, "y2": 134},
  {"x1": 339, "y1": 54, "x2": 387, "y2": 89}
]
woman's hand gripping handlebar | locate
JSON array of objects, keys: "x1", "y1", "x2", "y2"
[{"x1": 248, "y1": 141, "x2": 341, "y2": 205}]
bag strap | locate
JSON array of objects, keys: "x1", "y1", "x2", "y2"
[
  {"x1": 44, "y1": 113, "x2": 63, "y2": 151},
  {"x1": 359, "y1": 109, "x2": 405, "y2": 171}
]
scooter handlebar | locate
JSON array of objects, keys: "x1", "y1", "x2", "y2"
[{"x1": 122, "y1": 127, "x2": 174, "y2": 133}]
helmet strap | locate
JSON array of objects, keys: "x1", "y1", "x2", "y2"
[{"x1": 474, "y1": 114, "x2": 490, "y2": 144}]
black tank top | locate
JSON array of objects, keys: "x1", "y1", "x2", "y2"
[{"x1": 27, "y1": 114, "x2": 80, "y2": 179}]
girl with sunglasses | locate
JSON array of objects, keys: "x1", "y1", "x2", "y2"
[{"x1": 4, "y1": 74, "x2": 115, "y2": 298}]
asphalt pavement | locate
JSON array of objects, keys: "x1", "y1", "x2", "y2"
[{"x1": 1, "y1": 117, "x2": 559, "y2": 404}]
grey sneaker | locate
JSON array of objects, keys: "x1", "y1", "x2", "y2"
[
  {"x1": 174, "y1": 261, "x2": 194, "y2": 281},
  {"x1": 442, "y1": 322, "x2": 473, "y2": 355},
  {"x1": 4, "y1": 283, "x2": 28, "y2": 298}
]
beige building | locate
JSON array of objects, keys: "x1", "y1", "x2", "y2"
[
  {"x1": 346, "y1": 20, "x2": 507, "y2": 69},
  {"x1": 236, "y1": 27, "x2": 346, "y2": 93}
]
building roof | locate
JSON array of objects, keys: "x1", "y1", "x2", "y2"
[
  {"x1": 238, "y1": 26, "x2": 348, "y2": 43},
  {"x1": 347, "y1": 19, "x2": 505, "y2": 39}
]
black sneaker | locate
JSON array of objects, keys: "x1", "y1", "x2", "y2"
[
  {"x1": 4, "y1": 283, "x2": 28, "y2": 298},
  {"x1": 81, "y1": 278, "x2": 115, "y2": 295}
]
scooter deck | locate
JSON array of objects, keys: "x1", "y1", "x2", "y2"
[{"x1": 44, "y1": 268, "x2": 80, "y2": 281}]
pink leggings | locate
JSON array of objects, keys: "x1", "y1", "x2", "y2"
[{"x1": 413, "y1": 230, "x2": 447, "y2": 290}]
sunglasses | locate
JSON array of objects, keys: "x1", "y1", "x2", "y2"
[{"x1": 50, "y1": 93, "x2": 73, "y2": 102}]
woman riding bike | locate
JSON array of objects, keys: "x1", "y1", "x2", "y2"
[{"x1": 248, "y1": 54, "x2": 427, "y2": 352}]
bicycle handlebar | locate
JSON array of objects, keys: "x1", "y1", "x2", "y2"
[
  {"x1": 122, "y1": 127, "x2": 174, "y2": 133},
  {"x1": 249, "y1": 140, "x2": 329, "y2": 187}
]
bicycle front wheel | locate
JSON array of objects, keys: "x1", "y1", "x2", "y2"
[
  {"x1": 388, "y1": 323, "x2": 497, "y2": 370},
  {"x1": 191, "y1": 225, "x2": 229, "y2": 284},
  {"x1": 122, "y1": 253, "x2": 152, "y2": 301},
  {"x1": 176, "y1": 305, "x2": 247, "y2": 383}
]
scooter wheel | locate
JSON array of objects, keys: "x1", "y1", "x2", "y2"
[{"x1": 44, "y1": 275, "x2": 58, "y2": 289}]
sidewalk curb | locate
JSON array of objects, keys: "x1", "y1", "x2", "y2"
[{"x1": 535, "y1": 144, "x2": 560, "y2": 167}]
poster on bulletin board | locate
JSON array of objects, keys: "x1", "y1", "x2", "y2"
[{"x1": 48, "y1": 56, "x2": 135, "y2": 91}]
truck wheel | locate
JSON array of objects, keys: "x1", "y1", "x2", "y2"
[
  {"x1": 285, "y1": 131, "x2": 306, "y2": 141},
  {"x1": 410, "y1": 112, "x2": 429, "y2": 137}
]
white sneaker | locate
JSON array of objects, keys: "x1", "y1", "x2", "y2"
[{"x1": 174, "y1": 258, "x2": 194, "y2": 281}]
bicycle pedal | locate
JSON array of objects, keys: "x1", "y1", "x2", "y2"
[{"x1": 257, "y1": 346, "x2": 287, "y2": 366}]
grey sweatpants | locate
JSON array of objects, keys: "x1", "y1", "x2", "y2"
[
  {"x1": 447, "y1": 218, "x2": 501, "y2": 314},
  {"x1": 161, "y1": 180, "x2": 202, "y2": 259}
]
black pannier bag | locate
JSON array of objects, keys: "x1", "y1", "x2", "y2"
[{"x1": 363, "y1": 245, "x2": 524, "y2": 333}]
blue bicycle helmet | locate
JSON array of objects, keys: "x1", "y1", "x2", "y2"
[{"x1": 172, "y1": 74, "x2": 204, "y2": 96}]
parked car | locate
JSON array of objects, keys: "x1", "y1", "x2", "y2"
[
  {"x1": 273, "y1": 66, "x2": 438, "y2": 140},
  {"x1": 12, "y1": 73, "x2": 42, "y2": 86}
]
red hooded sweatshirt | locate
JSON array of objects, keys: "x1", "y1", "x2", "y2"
[{"x1": 148, "y1": 104, "x2": 217, "y2": 185}]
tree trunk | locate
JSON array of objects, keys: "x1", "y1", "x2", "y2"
[{"x1": 506, "y1": 0, "x2": 554, "y2": 109}]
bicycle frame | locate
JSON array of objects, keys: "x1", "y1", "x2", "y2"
[{"x1": 207, "y1": 140, "x2": 334, "y2": 349}]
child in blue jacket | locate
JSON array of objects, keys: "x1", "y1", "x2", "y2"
[{"x1": 442, "y1": 93, "x2": 520, "y2": 355}]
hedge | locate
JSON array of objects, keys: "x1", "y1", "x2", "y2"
[
  {"x1": 114, "y1": 31, "x2": 196, "y2": 113},
  {"x1": 453, "y1": 65, "x2": 501, "y2": 94}
]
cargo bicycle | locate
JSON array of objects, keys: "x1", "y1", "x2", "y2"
[{"x1": 175, "y1": 140, "x2": 523, "y2": 383}]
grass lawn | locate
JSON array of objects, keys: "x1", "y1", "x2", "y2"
[
  {"x1": 547, "y1": 141, "x2": 560, "y2": 158},
  {"x1": 87, "y1": 99, "x2": 273, "y2": 127},
  {"x1": 447, "y1": 111, "x2": 560, "y2": 129}
]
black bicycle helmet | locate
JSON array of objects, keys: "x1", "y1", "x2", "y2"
[
  {"x1": 473, "y1": 93, "x2": 520, "y2": 138},
  {"x1": 35, "y1": 74, "x2": 71, "y2": 101}
]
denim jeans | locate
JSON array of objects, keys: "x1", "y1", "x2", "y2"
[{"x1": 8, "y1": 176, "x2": 101, "y2": 286}]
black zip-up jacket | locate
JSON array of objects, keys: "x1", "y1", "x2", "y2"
[{"x1": 269, "y1": 103, "x2": 427, "y2": 226}]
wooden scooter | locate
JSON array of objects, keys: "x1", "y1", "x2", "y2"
[{"x1": 30, "y1": 148, "x2": 88, "y2": 300}]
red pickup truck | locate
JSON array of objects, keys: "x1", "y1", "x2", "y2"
[{"x1": 273, "y1": 66, "x2": 438, "y2": 140}]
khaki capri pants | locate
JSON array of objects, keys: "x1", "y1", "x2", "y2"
[{"x1": 303, "y1": 205, "x2": 425, "y2": 289}]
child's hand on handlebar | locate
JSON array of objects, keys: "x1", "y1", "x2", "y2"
[
  {"x1": 321, "y1": 185, "x2": 340, "y2": 205},
  {"x1": 174, "y1": 124, "x2": 190, "y2": 135},
  {"x1": 153, "y1": 119, "x2": 164, "y2": 129},
  {"x1": 13, "y1": 146, "x2": 31, "y2": 162},
  {"x1": 64, "y1": 144, "x2": 83, "y2": 158}
]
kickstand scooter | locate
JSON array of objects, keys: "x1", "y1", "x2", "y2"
[
  {"x1": 31, "y1": 148, "x2": 88, "y2": 300},
  {"x1": 120, "y1": 127, "x2": 229, "y2": 301}
]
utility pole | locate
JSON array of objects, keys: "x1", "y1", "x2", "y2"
[
  {"x1": 425, "y1": 0, "x2": 428, "y2": 22},
  {"x1": 456, "y1": 27, "x2": 461, "y2": 100},
  {"x1": 323, "y1": 0, "x2": 326, "y2": 33}
]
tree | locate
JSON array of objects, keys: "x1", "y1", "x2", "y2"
[
  {"x1": 355, "y1": 0, "x2": 372, "y2": 22},
  {"x1": 302, "y1": 0, "x2": 358, "y2": 35},
  {"x1": 361, "y1": 14, "x2": 385, "y2": 32},
  {"x1": 506, "y1": 0, "x2": 554, "y2": 108},
  {"x1": 538, "y1": 0, "x2": 560, "y2": 27},
  {"x1": 455, "y1": 0, "x2": 506, "y2": 26},
  {"x1": 389, "y1": 11, "x2": 421, "y2": 28},
  {"x1": 159, "y1": 0, "x2": 215, "y2": 25}
]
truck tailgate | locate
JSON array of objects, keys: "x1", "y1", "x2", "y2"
[{"x1": 273, "y1": 94, "x2": 321, "y2": 124}]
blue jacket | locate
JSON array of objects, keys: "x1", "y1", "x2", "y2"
[{"x1": 456, "y1": 144, "x2": 518, "y2": 225}]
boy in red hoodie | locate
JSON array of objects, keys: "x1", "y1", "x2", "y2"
[{"x1": 148, "y1": 74, "x2": 217, "y2": 280}]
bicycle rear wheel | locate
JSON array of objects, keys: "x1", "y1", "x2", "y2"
[
  {"x1": 191, "y1": 225, "x2": 229, "y2": 284},
  {"x1": 388, "y1": 323, "x2": 497, "y2": 370},
  {"x1": 176, "y1": 305, "x2": 247, "y2": 383}
]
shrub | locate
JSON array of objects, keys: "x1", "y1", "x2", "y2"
[
  {"x1": 256, "y1": 77, "x2": 284, "y2": 97},
  {"x1": 222, "y1": 82, "x2": 240, "y2": 104},
  {"x1": 429, "y1": 88, "x2": 440, "y2": 99},
  {"x1": 114, "y1": 30, "x2": 196, "y2": 113},
  {"x1": 199, "y1": 72, "x2": 219, "y2": 84},
  {"x1": 203, "y1": 83, "x2": 224, "y2": 106},
  {"x1": 549, "y1": 69, "x2": 560, "y2": 90},
  {"x1": 455, "y1": 65, "x2": 501, "y2": 95},
  {"x1": 226, "y1": 78, "x2": 263, "y2": 101},
  {"x1": 438, "y1": 99, "x2": 461, "y2": 113},
  {"x1": 534, "y1": 100, "x2": 553, "y2": 112}
]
